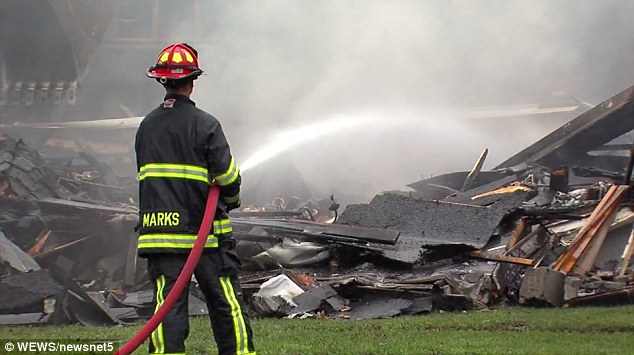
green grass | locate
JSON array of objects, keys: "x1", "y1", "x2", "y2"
[{"x1": 2, "y1": 306, "x2": 634, "y2": 354}]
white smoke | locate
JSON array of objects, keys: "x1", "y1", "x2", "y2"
[{"x1": 180, "y1": 1, "x2": 634, "y2": 201}]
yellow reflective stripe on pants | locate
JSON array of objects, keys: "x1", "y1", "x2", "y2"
[
  {"x1": 138, "y1": 163, "x2": 209, "y2": 184},
  {"x1": 213, "y1": 158, "x2": 240, "y2": 186},
  {"x1": 219, "y1": 277, "x2": 249, "y2": 355},
  {"x1": 152, "y1": 275, "x2": 166, "y2": 354},
  {"x1": 138, "y1": 234, "x2": 219, "y2": 249}
]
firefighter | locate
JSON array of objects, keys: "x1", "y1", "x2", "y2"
[{"x1": 135, "y1": 43, "x2": 256, "y2": 355}]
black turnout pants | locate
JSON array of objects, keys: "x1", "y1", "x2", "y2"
[{"x1": 146, "y1": 241, "x2": 256, "y2": 355}]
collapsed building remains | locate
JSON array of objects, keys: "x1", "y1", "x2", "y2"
[{"x1": 1, "y1": 85, "x2": 634, "y2": 325}]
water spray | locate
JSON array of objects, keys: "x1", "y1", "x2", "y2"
[{"x1": 240, "y1": 116, "x2": 364, "y2": 172}]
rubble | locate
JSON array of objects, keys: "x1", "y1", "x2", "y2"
[
  {"x1": 337, "y1": 191, "x2": 524, "y2": 250},
  {"x1": 519, "y1": 267, "x2": 565, "y2": 307},
  {"x1": 0, "y1": 270, "x2": 61, "y2": 314},
  {"x1": 1, "y1": 85, "x2": 634, "y2": 325},
  {"x1": 0, "y1": 134, "x2": 141, "y2": 324}
]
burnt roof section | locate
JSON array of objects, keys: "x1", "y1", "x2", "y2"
[
  {"x1": 337, "y1": 192, "x2": 522, "y2": 250},
  {"x1": 496, "y1": 85, "x2": 634, "y2": 171}
]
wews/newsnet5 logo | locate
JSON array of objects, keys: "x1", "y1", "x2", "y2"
[{"x1": 3, "y1": 340, "x2": 115, "y2": 353}]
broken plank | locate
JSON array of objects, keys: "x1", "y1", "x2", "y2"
[
  {"x1": 567, "y1": 186, "x2": 628, "y2": 273},
  {"x1": 296, "y1": 220, "x2": 400, "y2": 243},
  {"x1": 496, "y1": 84, "x2": 634, "y2": 169},
  {"x1": 229, "y1": 211, "x2": 303, "y2": 218},
  {"x1": 27, "y1": 229, "x2": 51, "y2": 256},
  {"x1": 232, "y1": 218, "x2": 400, "y2": 245},
  {"x1": 618, "y1": 226, "x2": 634, "y2": 276},
  {"x1": 468, "y1": 250, "x2": 534, "y2": 266},
  {"x1": 461, "y1": 148, "x2": 488, "y2": 192},
  {"x1": 35, "y1": 197, "x2": 137, "y2": 214},
  {"x1": 552, "y1": 185, "x2": 627, "y2": 273},
  {"x1": 0, "y1": 313, "x2": 50, "y2": 325},
  {"x1": 507, "y1": 218, "x2": 527, "y2": 250},
  {"x1": 547, "y1": 207, "x2": 634, "y2": 238},
  {"x1": 60, "y1": 281, "x2": 122, "y2": 326},
  {"x1": 444, "y1": 175, "x2": 518, "y2": 205},
  {"x1": 33, "y1": 234, "x2": 95, "y2": 260},
  {"x1": 565, "y1": 286, "x2": 634, "y2": 307},
  {"x1": 573, "y1": 206, "x2": 621, "y2": 275}
]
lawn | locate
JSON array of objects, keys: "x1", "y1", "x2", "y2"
[{"x1": 1, "y1": 306, "x2": 633, "y2": 354}]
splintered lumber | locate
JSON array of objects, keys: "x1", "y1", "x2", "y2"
[
  {"x1": 570, "y1": 186, "x2": 628, "y2": 272},
  {"x1": 461, "y1": 148, "x2": 488, "y2": 192},
  {"x1": 36, "y1": 197, "x2": 137, "y2": 215},
  {"x1": 618, "y1": 226, "x2": 634, "y2": 276},
  {"x1": 551, "y1": 188, "x2": 617, "y2": 273},
  {"x1": 552, "y1": 186, "x2": 618, "y2": 272},
  {"x1": 551, "y1": 185, "x2": 629, "y2": 274},
  {"x1": 506, "y1": 218, "x2": 527, "y2": 250},
  {"x1": 573, "y1": 210, "x2": 619, "y2": 275},
  {"x1": 27, "y1": 229, "x2": 51, "y2": 257},
  {"x1": 468, "y1": 250, "x2": 534, "y2": 266},
  {"x1": 471, "y1": 185, "x2": 532, "y2": 200}
]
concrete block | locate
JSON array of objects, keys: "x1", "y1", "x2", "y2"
[
  {"x1": 519, "y1": 267, "x2": 565, "y2": 307},
  {"x1": 564, "y1": 276, "x2": 583, "y2": 301}
]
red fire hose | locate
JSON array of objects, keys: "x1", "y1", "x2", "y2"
[{"x1": 115, "y1": 186, "x2": 220, "y2": 355}]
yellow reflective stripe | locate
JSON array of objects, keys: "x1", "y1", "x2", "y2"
[
  {"x1": 157, "y1": 276, "x2": 166, "y2": 353},
  {"x1": 139, "y1": 171, "x2": 209, "y2": 183},
  {"x1": 138, "y1": 242, "x2": 219, "y2": 248},
  {"x1": 223, "y1": 194, "x2": 240, "y2": 204},
  {"x1": 220, "y1": 277, "x2": 249, "y2": 354},
  {"x1": 214, "y1": 158, "x2": 240, "y2": 186},
  {"x1": 152, "y1": 275, "x2": 166, "y2": 353},
  {"x1": 138, "y1": 163, "x2": 209, "y2": 183},
  {"x1": 138, "y1": 234, "x2": 219, "y2": 248},
  {"x1": 213, "y1": 219, "x2": 232, "y2": 234},
  {"x1": 141, "y1": 163, "x2": 207, "y2": 173},
  {"x1": 150, "y1": 276, "x2": 159, "y2": 351}
]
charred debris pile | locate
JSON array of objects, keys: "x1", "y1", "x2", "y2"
[{"x1": 2, "y1": 86, "x2": 634, "y2": 325}]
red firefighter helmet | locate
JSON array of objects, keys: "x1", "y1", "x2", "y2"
[{"x1": 147, "y1": 43, "x2": 203, "y2": 82}]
